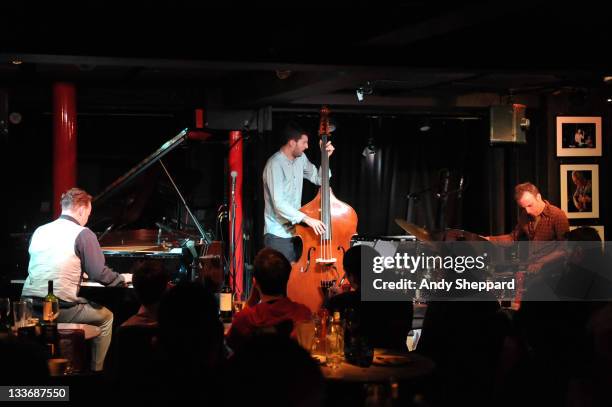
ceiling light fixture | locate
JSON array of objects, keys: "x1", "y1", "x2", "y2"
[
  {"x1": 362, "y1": 137, "x2": 376, "y2": 157},
  {"x1": 419, "y1": 119, "x2": 431, "y2": 132},
  {"x1": 355, "y1": 81, "x2": 373, "y2": 103}
]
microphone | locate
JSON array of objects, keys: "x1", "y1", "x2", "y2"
[
  {"x1": 458, "y1": 175, "x2": 465, "y2": 199},
  {"x1": 230, "y1": 171, "x2": 237, "y2": 198},
  {"x1": 155, "y1": 222, "x2": 175, "y2": 234},
  {"x1": 184, "y1": 239, "x2": 199, "y2": 258}
]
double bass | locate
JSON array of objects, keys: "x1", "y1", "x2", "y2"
[{"x1": 287, "y1": 106, "x2": 358, "y2": 312}]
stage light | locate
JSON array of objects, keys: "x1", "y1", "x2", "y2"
[
  {"x1": 356, "y1": 88, "x2": 365, "y2": 102},
  {"x1": 362, "y1": 137, "x2": 376, "y2": 157},
  {"x1": 419, "y1": 119, "x2": 431, "y2": 132},
  {"x1": 355, "y1": 81, "x2": 373, "y2": 102}
]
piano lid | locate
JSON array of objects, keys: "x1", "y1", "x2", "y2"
[
  {"x1": 94, "y1": 128, "x2": 189, "y2": 206},
  {"x1": 88, "y1": 128, "x2": 191, "y2": 232}
]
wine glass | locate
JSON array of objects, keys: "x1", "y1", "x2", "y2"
[{"x1": 232, "y1": 293, "x2": 244, "y2": 314}]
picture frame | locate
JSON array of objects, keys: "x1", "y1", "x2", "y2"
[
  {"x1": 569, "y1": 225, "x2": 605, "y2": 247},
  {"x1": 556, "y1": 116, "x2": 602, "y2": 157},
  {"x1": 560, "y1": 164, "x2": 599, "y2": 219}
]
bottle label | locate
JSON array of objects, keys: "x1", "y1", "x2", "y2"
[
  {"x1": 43, "y1": 302, "x2": 52, "y2": 321},
  {"x1": 220, "y1": 293, "x2": 232, "y2": 312}
]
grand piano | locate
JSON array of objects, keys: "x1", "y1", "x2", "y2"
[
  {"x1": 90, "y1": 128, "x2": 216, "y2": 282},
  {"x1": 9, "y1": 128, "x2": 224, "y2": 324}
]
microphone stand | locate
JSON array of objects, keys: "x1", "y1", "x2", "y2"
[
  {"x1": 230, "y1": 180, "x2": 237, "y2": 294},
  {"x1": 406, "y1": 187, "x2": 431, "y2": 224},
  {"x1": 98, "y1": 224, "x2": 114, "y2": 242},
  {"x1": 159, "y1": 159, "x2": 211, "y2": 282},
  {"x1": 435, "y1": 170, "x2": 450, "y2": 232}
]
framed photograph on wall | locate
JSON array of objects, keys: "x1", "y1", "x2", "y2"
[
  {"x1": 556, "y1": 116, "x2": 602, "y2": 157},
  {"x1": 561, "y1": 164, "x2": 599, "y2": 219},
  {"x1": 569, "y1": 225, "x2": 605, "y2": 247}
]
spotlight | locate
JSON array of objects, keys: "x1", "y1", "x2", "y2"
[
  {"x1": 328, "y1": 118, "x2": 337, "y2": 133},
  {"x1": 275, "y1": 69, "x2": 292, "y2": 80},
  {"x1": 355, "y1": 81, "x2": 373, "y2": 102},
  {"x1": 607, "y1": 97, "x2": 612, "y2": 103},
  {"x1": 356, "y1": 88, "x2": 365, "y2": 102},
  {"x1": 362, "y1": 137, "x2": 376, "y2": 157},
  {"x1": 419, "y1": 119, "x2": 431, "y2": 132}
]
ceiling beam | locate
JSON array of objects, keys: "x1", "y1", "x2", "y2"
[{"x1": 361, "y1": 1, "x2": 540, "y2": 47}]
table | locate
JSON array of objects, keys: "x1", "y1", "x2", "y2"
[
  {"x1": 320, "y1": 348, "x2": 434, "y2": 383},
  {"x1": 58, "y1": 323, "x2": 101, "y2": 340},
  {"x1": 56, "y1": 323, "x2": 101, "y2": 374}
]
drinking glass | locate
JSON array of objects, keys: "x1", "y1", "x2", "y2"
[
  {"x1": 295, "y1": 319, "x2": 316, "y2": 352},
  {"x1": 310, "y1": 313, "x2": 327, "y2": 364},
  {"x1": 232, "y1": 293, "x2": 244, "y2": 314},
  {"x1": 13, "y1": 300, "x2": 31, "y2": 329}
]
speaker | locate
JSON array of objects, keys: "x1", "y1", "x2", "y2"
[
  {"x1": 206, "y1": 107, "x2": 272, "y2": 132},
  {"x1": 490, "y1": 104, "x2": 529, "y2": 144}
]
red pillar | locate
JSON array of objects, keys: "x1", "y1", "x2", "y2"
[
  {"x1": 228, "y1": 131, "x2": 244, "y2": 298},
  {"x1": 52, "y1": 83, "x2": 77, "y2": 217}
]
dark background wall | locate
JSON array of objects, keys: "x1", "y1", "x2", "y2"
[{"x1": 0, "y1": 85, "x2": 609, "y2": 284}]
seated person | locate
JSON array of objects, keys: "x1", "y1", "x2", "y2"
[
  {"x1": 121, "y1": 260, "x2": 169, "y2": 328},
  {"x1": 325, "y1": 245, "x2": 413, "y2": 350},
  {"x1": 107, "y1": 261, "x2": 169, "y2": 389},
  {"x1": 156, "y1": 282, "x2": 225, "y2": 404},
  {"x1": 524, "y1": 226, "x2": 611, "y2": 301},
  {"x1": 225, "y1": 334, "x2": 325, "y2": 407},
  {"x1": 226, "y1": 248, "x2": 311, "y2": 352},
  {"x1": 517, "y1": 227, "x2": 610, "y2": 404},
  {"x1": 22, "y1": 188, "x2": 131, "y2": 372}
]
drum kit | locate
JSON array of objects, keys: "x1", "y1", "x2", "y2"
[
  {"x1": 394, "y1": 219, "x2": 523, "y2": 274},
  {"x1": 394, "y1": 219, "x2": 489, "y2": 242}
]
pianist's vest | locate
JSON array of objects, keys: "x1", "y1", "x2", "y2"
[{"x1": 23, "y1": 218, "x2": 85, "y2": 302}]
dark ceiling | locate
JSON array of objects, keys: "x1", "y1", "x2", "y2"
[{"x1": 1, "y1": 2, "x2": 610, "y2": 113}]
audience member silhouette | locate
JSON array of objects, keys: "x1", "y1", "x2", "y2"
[
  {"x1": 224, "y1": 334, "x2": 325, "y2": 407},
  {"x1": 325, "y1": 244, "x2": 413, "y2": 350},
  {"x1": 0, "y1": 336, "x2": 49, "y2": 384},
  {"x1": 517, "y1": 227, "x2": 610, "y2": 405},
  {"x1": 416, "y1": 246, "x2": 506, "y2": 407},
  {"x1": 121, "y1": 261, "x2": 169, "y2": 328},
  {"x1": 227, "y1": 248, "x2": 311, "y2": 352}
]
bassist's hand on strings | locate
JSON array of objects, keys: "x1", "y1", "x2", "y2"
[
  {"x1": 319, "y1": 140, "x2": 335, "y2": 157},
  {"x1": 303, "y1": 216, "x2": 327, "y2": 236}
]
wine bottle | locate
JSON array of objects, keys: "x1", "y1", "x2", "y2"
[
  {"x1": 219, "y1": 279, "x2": 233, "y2": 323},
  {"x1": 43, "y1": 280, "x2": 59, "y2": 322}
]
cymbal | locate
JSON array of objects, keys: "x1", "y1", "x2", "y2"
[
  {"x1": 394, "y1": 219, "x2": 433, "y2": 241},
  {"x1": 442, "y1": 228, "x2": 488, "y2": 242}
]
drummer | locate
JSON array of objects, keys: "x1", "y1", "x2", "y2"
[{"x1": 486, "y1": 182, "x2": 569, "y2": 273}]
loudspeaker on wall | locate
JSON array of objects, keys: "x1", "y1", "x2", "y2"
[{"x1": 490, "y1": 104, "x2": 530, "y2": 144}]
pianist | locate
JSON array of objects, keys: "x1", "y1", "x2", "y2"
[{"x1": 22, "y1": 188, "x2": 132, "y2": 372}]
